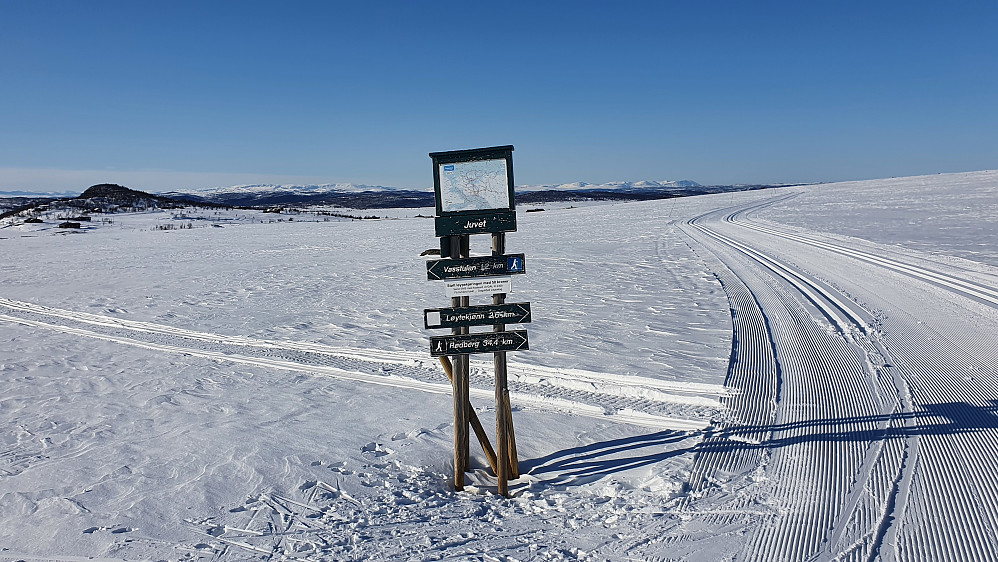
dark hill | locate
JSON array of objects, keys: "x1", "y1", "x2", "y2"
[
  {"x1": 78, "y1": 183, "x2": 154, "y2": 202},
  {"x1": 74, "y1": 184, "x2": 223, "y2": 210}
]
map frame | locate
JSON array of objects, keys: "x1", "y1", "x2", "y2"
[{"x1": 429, "y1": 145, "x2": 515, "y2": 217}]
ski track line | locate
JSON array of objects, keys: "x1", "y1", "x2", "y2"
[
  {"x1": 675, "y1": 224, "x2": 780, "y2": 522},
  {"x1": 0, "y1": 297, "x2": 729, "y2": 400},
  {"x1": 681, "y1": 200, "x2": 914, "y2": 561},
  {"x1": 877, "y1": 321, "x2": 998, "y2": 561},
  {"x1": 728, "y1": 195, "x2": 998, "y2": 560},
  {"x1": 0, "y1": 308, "x2": 709, "y2": 432},
  {"x1": 725, "y1": 197, "x2": 998, "y2": 306},
  {"x1": 692, "y1": 223, "x2": 868, "y2": 332},
  {"x1": 706, "y1": 194, "x2": 998, "y2": 561}
]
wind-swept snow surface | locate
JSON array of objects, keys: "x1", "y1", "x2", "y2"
[{"x1": 1, "y1": 170, "x2": 996, "y2": 559}]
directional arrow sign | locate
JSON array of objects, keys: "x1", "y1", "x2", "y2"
[
  {"x1": 429, "y1": 330, "x2": 529, "y2": 357},
  {"x1": 424, "y1": 302, "x2": 531, "y2": 329},
  {"x1": 426, "y1": 254, "x2": 526, "y2": 281}
]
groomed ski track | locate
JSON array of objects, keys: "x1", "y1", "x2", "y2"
[
  {"x1": 0, "y1": 297, "x2": 722, "y2": 432},
  {"x1": 681, "y1": 194, "x2": 998, "y2": 561}
]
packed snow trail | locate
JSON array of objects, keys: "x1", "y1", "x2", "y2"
[
  {"x1": 681, "y1": 194, "x2": 998, "y2": 561},
  {"x1": 0, "y1": 297, "x2": 722, "y2": 431}
]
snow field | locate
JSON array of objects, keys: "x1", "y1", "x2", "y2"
[
  {"x1": 1, "y1": 170, "x2": 996, "y2": 559},
  {"x1": 0, "y1": 200, "x2": 734, "y2": 559}
]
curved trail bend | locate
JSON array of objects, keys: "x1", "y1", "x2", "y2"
[{"x1": 680, "y1": 194, "x2": 998, "y2": 561}]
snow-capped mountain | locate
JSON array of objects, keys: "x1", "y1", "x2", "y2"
[
  {"x1": 161, "y1": 183, "x2": 419, "y2": 198},
  {"x1": 518, "y1": 179, "x2": 701, "y2": 192},
  {"x1": 161, "y1": 179, "x2": 703, "y2": 199},
  {"x1": 0, "y1": 179, "x2": 787, "y2": 211},
  {"x1": 157, "y1": 183, "x2": 432, "y2": 208},
  {"x1": 157, "y1": 180, "x2": 707, "y2": 207},
  {"x1": 0, "y1": 189, "x2": 82, "y2": 198}
]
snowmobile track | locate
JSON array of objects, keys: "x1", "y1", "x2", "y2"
[{"x1": 0, "y1": 297, "x2": 723, "y2": 431}]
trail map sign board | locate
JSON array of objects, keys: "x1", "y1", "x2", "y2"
[
  {"x1": 438, "y1": 158, "x2": 510, "y2": 212},
  {"x1": 424, "y1": 144, "x2": 529, "y2": 497},
  {"x1": 430, "y1": 145, "x2": 516, "y2": 237}
]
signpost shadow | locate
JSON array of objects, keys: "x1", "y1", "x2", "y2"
[{"x1": 517, "y1": 399, "x2": 998, "y2": 490}]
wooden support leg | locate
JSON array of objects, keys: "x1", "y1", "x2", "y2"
[
  {"x1": 439, "y1": 356, "x2": 498, "y2": 475},
  {"x1": 449, "y1": 235, "x2": 468, "y2": 491},
  {"x1": 496, "y1": 368, "x2": 509, "y2": 497},
  {"x1": 490, "y1": 231, "x2": 521, "y2": 496},
  {"x1": 453, "y1": 356, "x2": 468, "y2": 491},
  {"x1": 504, "y1": 393, "x2": 520, "y2": 479}
]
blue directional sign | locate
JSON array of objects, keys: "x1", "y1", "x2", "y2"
[{"x1": 426, "y1": 254, "x2": 527, "y2": 281}]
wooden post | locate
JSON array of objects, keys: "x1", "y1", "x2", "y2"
[
  {"x1": 492, "y1": 232, "x2": 518, "y2": 496},
  {"x1": 459, "y1": 235, "x2": 471, "y2": 469},
  {"x1": 438, "y1": 356, "x2": 499, "y2": 475},
  {"x1": 504, "y1": 393, "x2": 520, "y2": 479},
  {"x1": 449, "y1": 235, "x2": 469, "y2": 491}
]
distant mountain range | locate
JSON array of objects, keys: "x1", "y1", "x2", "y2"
[
  {"x1": 2, "y1": 179, "x2": 795, "y2": 211},
  {"x1": 160, "y1": 183, "x2": 430, "y2": 208},
  {"x1": 518, "y1": 179, "x2": 703, "y2": 192},
  {"x1": 0, "y1": 189, "x2": 81, "y2": 198},
  {"x1": 154, "y1": 179, "x2": 784, "y2": 208}
]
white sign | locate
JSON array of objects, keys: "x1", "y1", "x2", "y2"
[
  {"x1": 426, "y1": 311, "x2": 442, "y2": 326},
  {"x1": 439, "y1": 158, "x2": 510, "y2": 212},
  {"x1": 444, "y1": 276, "x2": 512, "y2": 298}
]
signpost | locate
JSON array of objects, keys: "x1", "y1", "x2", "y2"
[
  {"x1": 424, "y1": 302, "x2": 531, "y2": 329},
  {"x1": 423, "y1": 144, "x2": 528, "y2": 497}
]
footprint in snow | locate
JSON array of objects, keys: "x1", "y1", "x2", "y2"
[{"x1": 361, "y1": 442, "x2": 393, "y2": 457}]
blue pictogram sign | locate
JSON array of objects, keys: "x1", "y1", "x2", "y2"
[{"x1": 507, "y1": 256, "x2": 523, "y2": 272}]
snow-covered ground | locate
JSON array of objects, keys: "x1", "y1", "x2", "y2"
[{"x1": 0, "y1": 170, "x2": 996, "y2": 560}]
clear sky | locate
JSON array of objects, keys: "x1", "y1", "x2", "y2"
[{"x1": 2, "y1": 1, "x2": 996, "y2": 193}]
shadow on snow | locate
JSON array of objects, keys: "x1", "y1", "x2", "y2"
[{"x1": 522, "y1": 400, "x2": 998, "y2": 487}]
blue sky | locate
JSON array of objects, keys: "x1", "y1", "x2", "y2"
[{"x1": 2, "y1": 1, "x2": 996, "y2": 193}]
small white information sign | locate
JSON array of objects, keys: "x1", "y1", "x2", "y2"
[
  {"x1": 444, "y1": 276, "x2": 512, "y2": 298},
  {"x1": 426, "y1": 311, "x2": 442, "y2": 326}
]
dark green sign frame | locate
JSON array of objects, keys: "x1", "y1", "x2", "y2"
[
  {"x1": 429, "y1": 145, "x2": 517, "y2": 237},
  {"x1": 435, "y1": 210, "x2": 516, "y2": 237}
]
